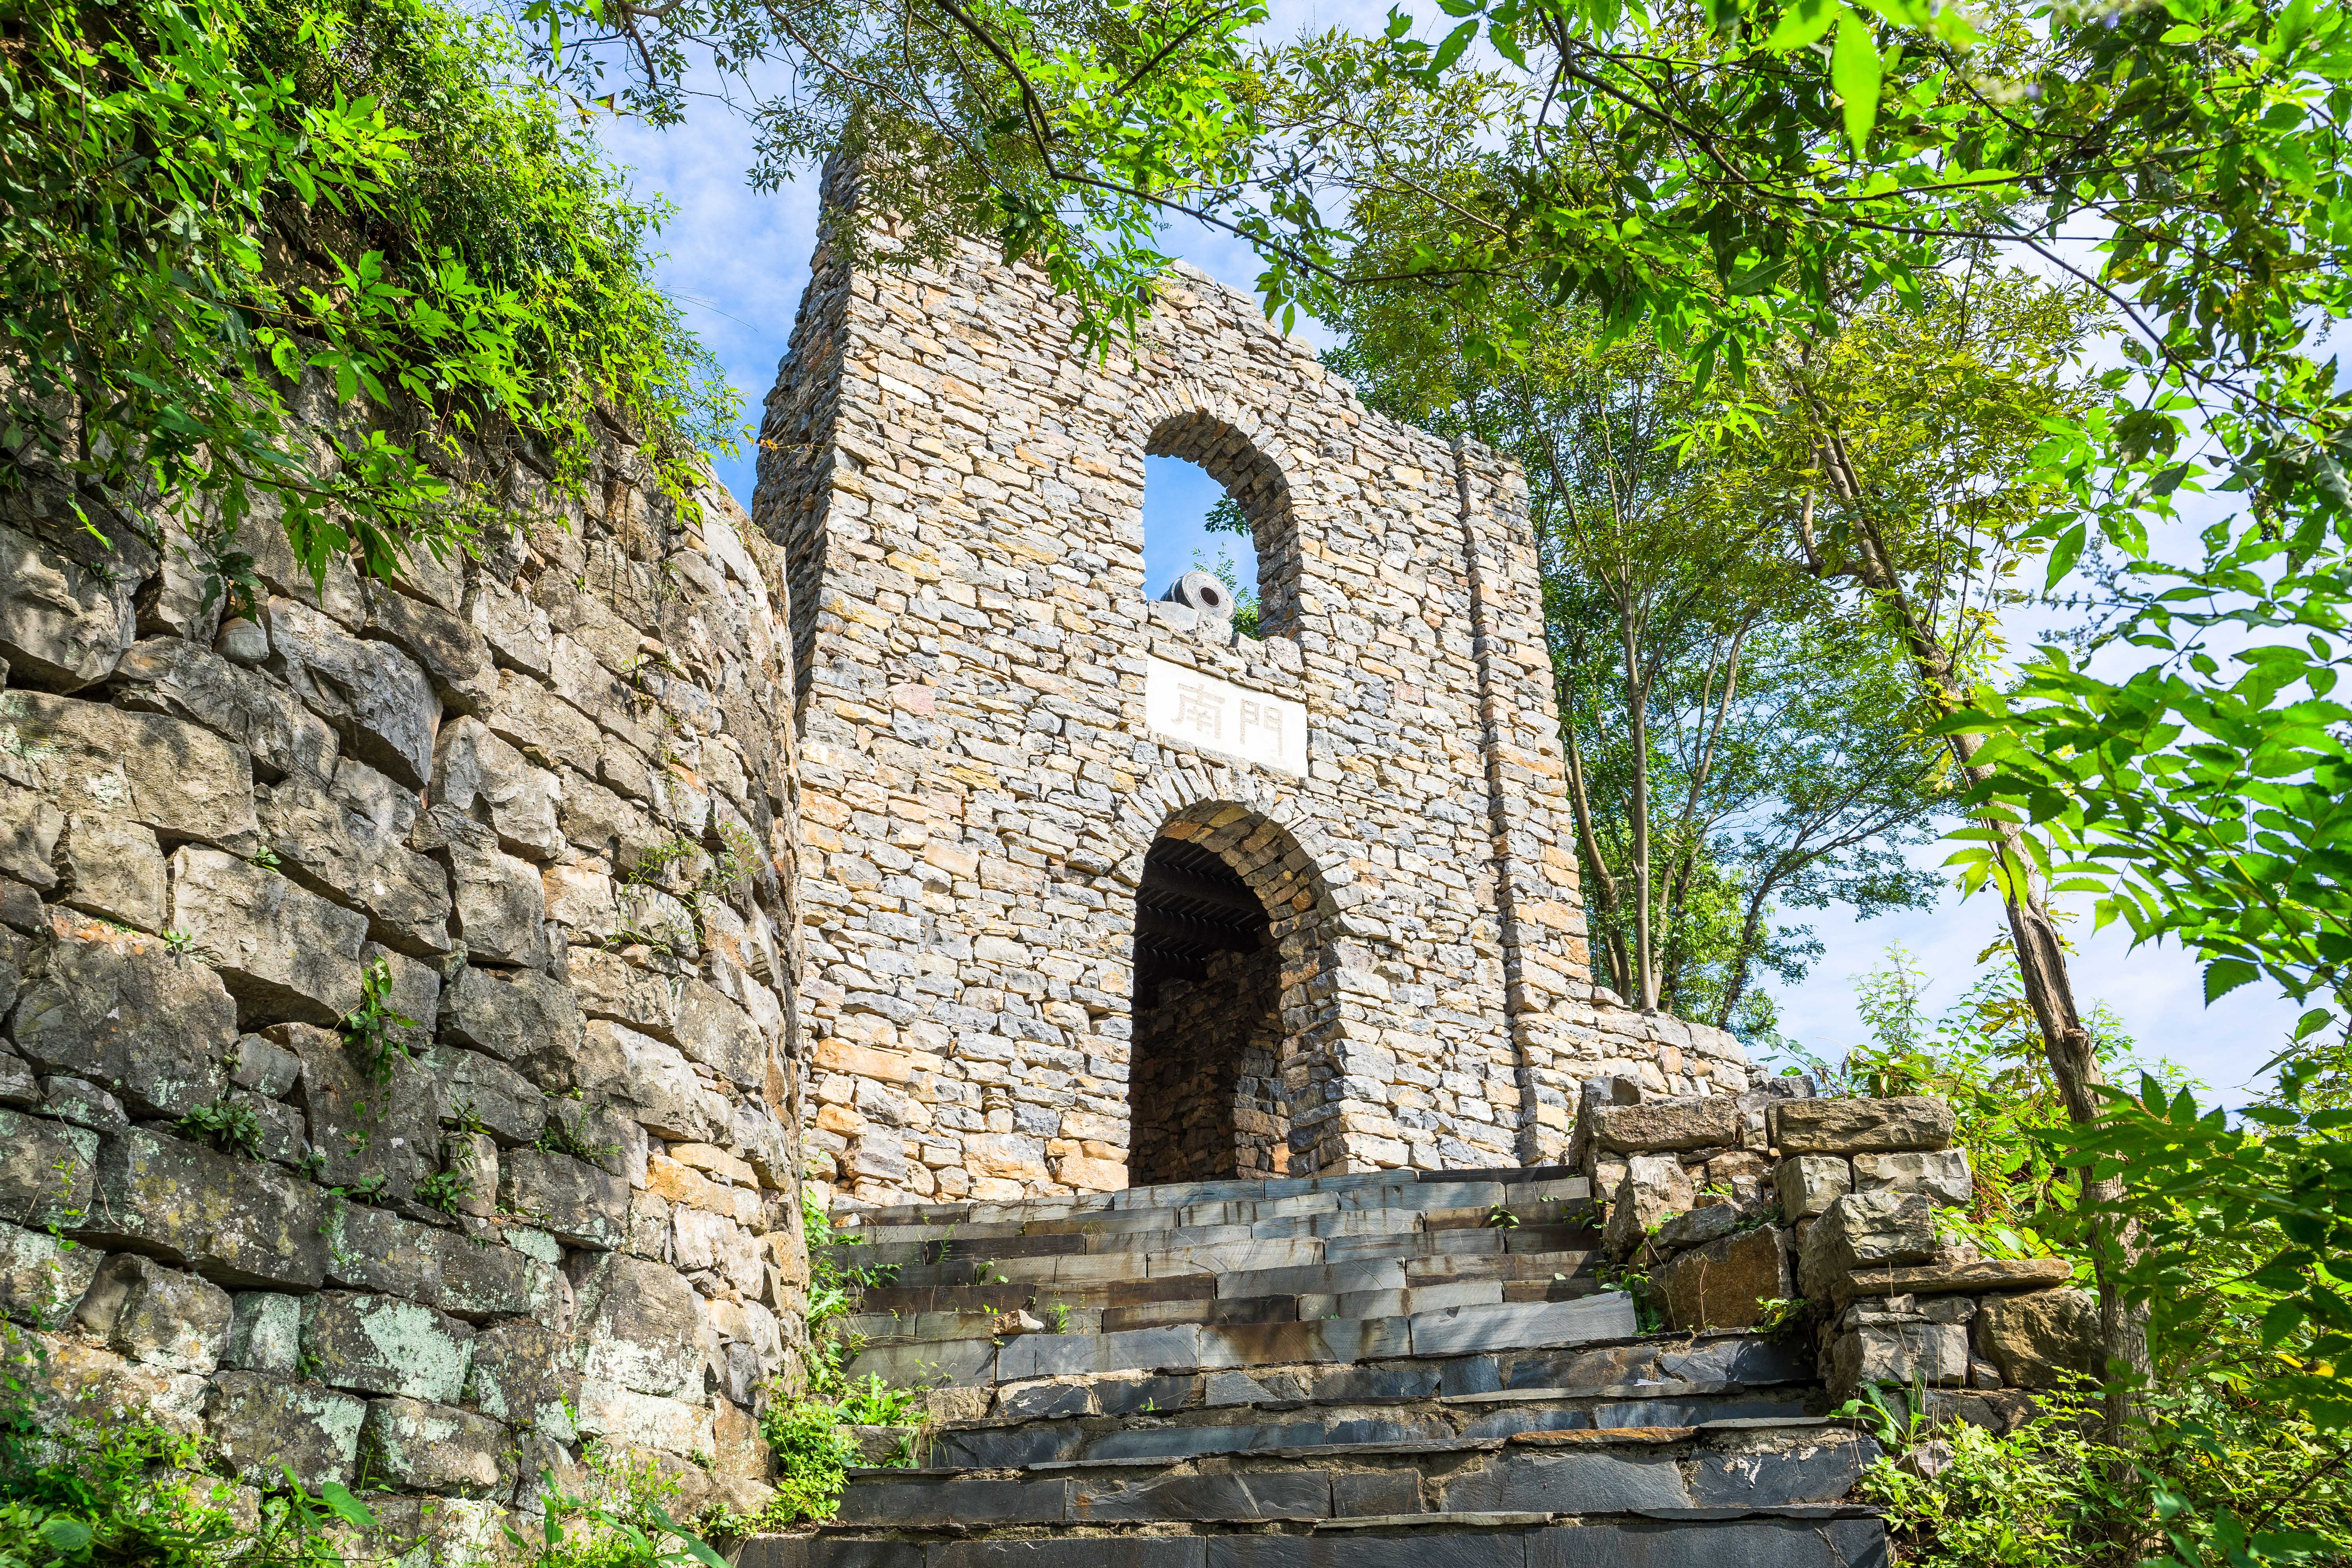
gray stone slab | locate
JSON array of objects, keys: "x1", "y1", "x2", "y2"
[
  {"x1": 1594, "y1": 1394, "x2": 1812, "y2": 1428},
  {"x1": 1658, "y1": 1336, "x2": 1811, "y2": 1387},
  {"x1": 1096, "y1": 1374, "x2": 1198, "y2": 1416},
  {"x1": 802, "y1": 1541, "x2": 925, "y2": 1568},
  {"x1": 838, "y1": 1478, "x2": 1069, "y2": 1525},
  {"x1": 1332, "y1": 1469, "x2": 1426, "y2": 1516},
  {"x1": 1073, "y1": 1470, "x2": 1331, "y2": 1521},
  {"x1": 1207, "y1": 1528, "x2": 1537, "y2": 1568},
  {"x1": 996, "y1": 1381, "x2": 1097, "y2": 1421},
  {"x1": 1690, "y1": 1438, "x2": 1880, "y2": 1506},
  {"x1": 929, "y1": 1423, "x2": 1078, "y2": 1468},
  {"x1": 1459, "y1": 1406, "x2": 1595, "y2": 1441},
  {"x1": 1441, "y1": 1451, "x2": 1693, "y2": 1514},
  {"x1": 933, "y1": 1539, "x2": 1208, "y2": 1568},
  {"x1": 1215, "y1": 1261, "x2": 1405, "y2": 1299},
  {"x1": 1528, "y1": 1515, "x2": 1888, "y2": 1568},
  {"x1": 1308, "y1": 1363, "x2": 1443, "y2": 1401},
  {"x1": 848, "y1": 1336, "x2": 997, "y2": 1388},
  {"x1": 1410, "y1": 1295, "x2": 1637, "y2": 1357}
]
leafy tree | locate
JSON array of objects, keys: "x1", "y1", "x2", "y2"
[
  {"x1": 1, "y1": 0, "x2": 736, "y2": 595},
  {"x1": 1324, "y1": 281, "x2": 1948, "y2": 1036}
]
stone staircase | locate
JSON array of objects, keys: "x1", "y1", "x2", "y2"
[{"x1": 739, "y1": 1167, "x2": 1886, "y2": 1568}]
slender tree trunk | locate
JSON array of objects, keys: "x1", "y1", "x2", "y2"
[
  {"x1": 1809, "y1": 426, "x2": 2152, "y2": 1443},
  {"x1": 1621, "y1": 611, "x2": 1657, "y2": 1010},
  {"x1": 1561, "y1": 681, "x2": 1635, "y2": 1000}
]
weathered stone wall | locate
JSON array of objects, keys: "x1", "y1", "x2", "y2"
[
  {"x1": 757, "y1": 166, "x2": 1667, "y2": 1208},
  {"x1": 0, "y1": 403, "x2": 808, "y2": 1544},
  {"x1": 1128, "y1": 944, "x2": 1285, "y2": 1186},
  {"x1": 1587, "y1": 1077, "x2": 2094, "y2": 1432}
]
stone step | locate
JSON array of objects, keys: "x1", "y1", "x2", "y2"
[
  {"x1": 849, "y1": 1275, "x2": 1609, "y2": 1346},
  {"x1": 840, "y1": 1180, "x2": 1592, "y2": 1246},
  {"x1": 925, "y1": 1384, "x2": 1828, "y2": 1469},
  {"x1": 846, "y1": 1225, "x2": 1602, "y2": 1290},
  {"x1": 833, "y1": 1167, "x2": 1587, "y2": 1232},
  {"x1": 842, "y1": 1419, "x2": 1878, "y2": 1524},
  {"x1": 741, "y1": 1509, "x2": 1889, "y2": 1568},
  {"x1": 848, "y1": 1293, "x2": 1643, "y2": 1389}
]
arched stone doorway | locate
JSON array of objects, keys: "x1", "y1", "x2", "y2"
[{"x1": 1126, "y1": 804, "x2": 1334, "y2": 1186}]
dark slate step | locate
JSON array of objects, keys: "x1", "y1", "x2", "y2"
[
  {"x1": 740, "y1": 1510, "x2": 1888, "y2": 1568},
  {"x1": 848, "y1": 1275, "x2": 1611, "y2": 1347},
  {"x1": 846, "y1": 1292, "x2": 1641, "y2": 1388},
  {"x1": 850, "y1": 1227, "x2": 1602, "y2": 1291},
  {"x1": 838, "y1": 1421, "x2": 1880, "y2": 1526},
  {"x1": 924, "y1": 1385, "x2": 1825, "y2": 1469},
  {"x1": 835, "y1": 1167, "x2": 1589, "y2": 1232},
  {"x1": 842, "y1": 1181, "x2": 1593, "y2": 1248}
]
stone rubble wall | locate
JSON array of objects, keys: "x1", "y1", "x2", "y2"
[
  {"x1": 1586, "y1": 1077, "x2": 2096, "y2": 1432},
  {"x1": 0, "y1": 395, "x2": 809, "y2": 1548},
  {"x1": 1127, "y1": 944, "x2": 1287, "y2": 1185},
  {"x1": 759, "y1": 164, "x2": 1610, "y2": 1209}
]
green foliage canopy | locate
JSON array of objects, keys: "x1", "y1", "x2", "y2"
[{"x1": 0, "y1": 0, "x2": 737, "y2": 587}]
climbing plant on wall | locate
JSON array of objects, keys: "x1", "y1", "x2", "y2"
[{"x1": 0, "y1": 0, "x2": 737, "y2": 589}]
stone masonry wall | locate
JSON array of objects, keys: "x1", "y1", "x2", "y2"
[
  {"x1": 759, "y1": 163, "x2": 1646, "y2": 1209},
  {"x1": 1128, "y1": 944, "x2": 1285, "y2": 1186},
  {"x1": 0, "y1": 397, "x2": 809, "y2": 1549}
]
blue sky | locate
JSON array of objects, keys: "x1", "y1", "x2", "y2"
[{"x1": 599, "y1": 87, "x2": 2305, "y2": 1101}]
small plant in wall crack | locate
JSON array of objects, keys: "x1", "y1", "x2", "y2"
[{"x1": 177, "y1": 1096, "x2": 266, "y2": 1161}]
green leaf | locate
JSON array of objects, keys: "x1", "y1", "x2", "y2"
[
  {"x1": 2046, "y1": 522, "x2": 2086, "y2": 587},
  {"x1": 2202, "y1": 959, "x2": 2261, "y2": 1004},
  {"x1": 1832, "y1": 9, "x2": 1881, "y2": 154},
  {"x1": 37, "y1": 1517, "x2": 94, "y2": 1552},
  {"x1": 1430, "y1": 18, "x2": 1479, "y2": 72},
  {"x1": 1764, "y1": 0, "x2": 1838, "y2": 49},
  {"x1": 317, "y1": 1481, "x2": 378, "y2": 1530}
]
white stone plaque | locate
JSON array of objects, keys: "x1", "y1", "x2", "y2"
[{"x1": 1144, "y1": 655, "x2": 1308, "y2": 776}]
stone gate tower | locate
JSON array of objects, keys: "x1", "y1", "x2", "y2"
[{"x1": 755, "y1": 175, "x2": 1731, "y2": 1208}]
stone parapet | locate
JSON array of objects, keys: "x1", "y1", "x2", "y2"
[{"x1": 0, "y1": 391, "x2": 806, "y2": 1527}]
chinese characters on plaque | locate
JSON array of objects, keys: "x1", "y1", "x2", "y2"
[{"x1": 1143, "y1": 655, "x2": 1308, "y2": 776}]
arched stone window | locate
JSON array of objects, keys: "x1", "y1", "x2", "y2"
[
  {"x1": 1127, "y1": 803, "x2": 1336, "y2": 1185},
  {"x1": 1145, "y1": 412, "x2": 1301, "y2": 639}
]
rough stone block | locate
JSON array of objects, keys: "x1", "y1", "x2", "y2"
[
  {"x1": 0, "y1": 1106, "x2": 98, "y2": 1230},
  {"x1": 571, "y1": 1251, "x2": 704, "y2": 1399},
  {"x1": 321, "y1": 1198, "x2": 448, "y2": 1302},
  {"x1": 438, "y1": 964, "x2": 580, "y2": 1069},
  {"x1": 421, "y1": 1044, "x2": 546, "y2": 1147},
  {"x1": 464, "y1": 1318, "x2": 581, "y2": 1440},
  {"x1": 573, "y1": 1379, "x2": 715, "y2": 1456},
  {"x1": 437, "y1": 826, "x2": 550, "y2": 967},
  {"x1": 73, "y1": 1253, "x2": 232, "y2": 1373},
  {"x1": 26, "y1": 1334, "x2": 210, "y2": 1437},
  {"x1": 285, "y1": 1023, "x2": 441, "y2": 1208},
  {"x1": 1798, "y1": 1191, "x2": 1942, "y2": 1303},
  {"x1": 205, "y1": 1370, "x2": 366, "y2": 1489},
  {"x1": 83, "y1": 1126, "x2": 325, "y2": 1289},
  {"x1": 361, "y1": 1396, "x2": 510, "y2": 1499},
  {"x1": 169, "y1": 848, "x2": 368, "y2": 1024},
  {"x1": 1831, "y1": 1255, "x2": 2073, "y2": 1306},
  {"x1": 268, "y1": 596, "x2": 442, "y2": 788},
  {"x1": 1976, "y1": 1287, "x2": 2100, "y2": 1389},
  {"x1": 501, "y1": 1147, "x2": 626, "y2": 1250},
  {"x1": 437, "y1": 1238, "x2": 563, "y2": 1324},
  {"x1": 1853, "y1": 1149, "x2": 1973, "y2": 1209},
  {"x1": 0, "y1": 785, "x2": 61, "y2": 890},
  {"x1": 1689, "y1": 1435, "x2": 1880, "y2": 1506},
  {"x1": 1653, "y1": 1223, "x2": 1790, "y2": 1331},
  {"x1": 674, "y1": 978, "x2": 766, "y2": 1089},
  {"x1": 9, "y1": 923, "x2": 233, "y2": 1115},
  {"x1": 433, "y1": 717, "x2": 562, "y2": 861},
  {"x1": 229, "y1": 1033, "x2": 301, "y2": 1098},
  {"x1": 1831, "y1": 1322, "x2": 1971, "y2": 1393},
  {"x1": 367, "y1": 589, "x2": 499, "y2": 717},
  {"x1": 1602, "y1": 1154, "x2": 1691, "y2": 1259},
  {"x1": 1773, "y1": 1154, "x2": 1851, "y2": 1222},
  {"x1": 258, "y1": 769, "x2": 452, "y2": 956},
  {"x1": 0, "y1": 1219, "x2": 102, "y2": 1328},
  {"x1": 111, "y1": 637, "x2": 338, "y2": 785},
  {"x1": 40, "y1": 1074, "x2": 126, "y2": 1132},
  {"x1": 1589, "y1": 1095, "x2": 1740, "y2": 1154},
  {"x1": 55, "y1": 813, "x2": 167, "y2": 932},
  {"x1": 603, "y1": 1021, "x2": 728, "y2": 1143},
  {"x1": 0, "y1": 689, "x2": 258, "y2": 849},
  {"x1": 300, "y1": 1291, "x2": 475, "y2": 1402},
  {"x1": 225, "y1": 1292, "x2": 303, "y2": 1374},
  {"x1": 1773, "y1": 1095, "x2": 1954, "y2": 1155},
  {"x1": 0, "y1": 521, "x2": 133, "y2": 689}
]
